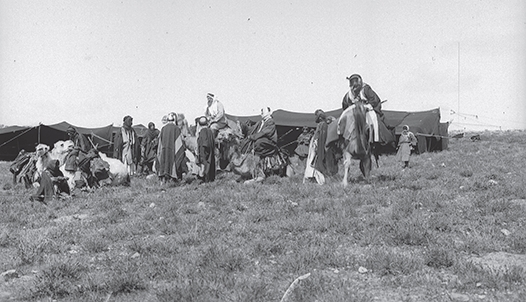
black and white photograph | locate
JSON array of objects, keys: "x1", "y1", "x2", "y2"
[{"x1": 0, "y1": 0, "x2": 525, "y2": 301}]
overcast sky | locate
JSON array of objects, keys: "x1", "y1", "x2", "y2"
[{"x1": 1, "y1": 0, "x2": 525, "y2": 130}]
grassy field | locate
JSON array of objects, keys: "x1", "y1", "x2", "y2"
[{"x1": 1, "y1": 130, "x2": 525, "y2": 302}]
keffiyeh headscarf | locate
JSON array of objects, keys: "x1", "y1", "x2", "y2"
[{"x1": 261, "y1": 107, "x2": 272, "y2": 121}]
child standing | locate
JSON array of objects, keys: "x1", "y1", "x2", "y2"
[{"x1": 396, "y1": 125, "x2": 417, "y2": 169}]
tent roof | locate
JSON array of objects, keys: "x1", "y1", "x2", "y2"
[
  {"x1": 0, "y1": 125, "x2": 34, "y2": 135},
  {"x1": 227, "y1": 107, "x2": 442, "y2": 135},
  {"x1": 45, "y1": 121, "x2": 115, "y2": 135}
]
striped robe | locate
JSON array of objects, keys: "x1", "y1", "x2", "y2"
[{"x1": 157, "y1": 122, "x2": 187, "y2": 179}]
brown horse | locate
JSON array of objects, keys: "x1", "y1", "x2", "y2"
[{"x1": 337, "y1": 100, "x2": 373, "y2": 187}]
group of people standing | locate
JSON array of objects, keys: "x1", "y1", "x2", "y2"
[
  {"x1": 112, "y1": 113, "x2": 188, "y2": 184},
  {"x1": 110, "y1": 92, "x2": 282, "y2": 185},
  {"x1": 113, "y1": 75, "x2": 417, "y2": 187},
  {"x1": 30, "y1": 74, "x2": 418, "y2": 203}
]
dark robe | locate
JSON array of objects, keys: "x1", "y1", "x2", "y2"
[
  {"x1": 70, "y1": 132, "x2": 91, "y2": 154},
  {"x1": 313, "y1": 121, "x2": 328, "y2": 175},
  {"x1": 76, "y1": 149, "x2": 100, "y2": 188},
  {"x1": 31, "y1": 160, "x2": 69, "y2": 203},
  {"x1": 197, "y1": 127, "x2": 216, "y2": 182},
  {"x1": 244, "y1": 118, "x2": 278, "y2": 157},
  {"x1": 312, "y1": 119, "x2": 339, "y2": 177},
  {"x1": 157, "y1": 122, "x2": 187, "y2": 179},
  {"x1": 141, "y1": 126, "x2": 160, "y2": 172},
  {"x1": 64, "y1": 148, "x2": 80, "y2": 172},
  {"x1": 10, "y1": 150, "x2": 32, "y2": 186},
  {"x1": 342, "y1": 84, "x2": 395, "y2": 145},
  {"x1": 64, "y1": 131, "x2": 91, "y2": 173}
]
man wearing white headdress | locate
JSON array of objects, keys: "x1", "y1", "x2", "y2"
[
  {"x1": 241, "y1": 107, "x2": 280, "y2": 184},
  {"x1": 204, "y1": 93, "x2": 228, "y2": 136}
]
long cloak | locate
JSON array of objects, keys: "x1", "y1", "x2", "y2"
[
  {"x1": 141, "y1": 127, "x2": 160, "y2": 165},
  {"x1": 396, "y1": 131, "x2": 417, "y2": 162},
  {"x1": 157, "y1": 123, "x2": 186, "y2": 179},
  {"x1": 251, "y1": 118, "x2": 278, "y2": 157},
  {"x1": 313, "y1": 121, "x2": 329, "y2": 175},
  {"x1": 113, "y1": 127, "x2": 140, "y2": 164},
  {"x1": 197, "y1": 127, "x2": 216, "y2": 182}
]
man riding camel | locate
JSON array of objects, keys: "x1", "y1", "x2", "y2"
[
  {"x1": 342, "y1": 74, "x2": 394, "y2": 145},
  {"x1": 204, "y1": 93, "x2": 228, "y2": 137}
]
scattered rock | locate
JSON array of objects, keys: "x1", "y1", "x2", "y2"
[
  {"x1": 500, "y1": 229, "x2": 511, "y2": 236},
  {"x1": 54, "y1": 213, "x2": 89, "y2": 223},
  {"x1": 510, "y1": 199, "x2": 526, "y2": 208},
  {"x1": 197, "y1": 202, "x2": 205, "y2": 208},
  {"x1": 287, "y1": 200, "x2": 298, "y2": 206},
  {"x1": 73, "y1": 214, "x2": 89, "y2": 220},
  {"x1": 440, "y1": 163, "x2": 446, "y2": 167},
  {"x1": 469, "y1": 252, "x2": 526, "y2": 272},
  {"x1": 0, "y1": 291, "x2": 12, "y2": 300},
  {"x1": 131, "y1": 252, "x2": 140, "y2": 259},
  {"x1": 453, "y1": 239, "x2": 465, "y2": 249},
  {"x1": 450, "y1": 292, "x2": 470, "y2": 301},
  {"x1": 358, "y1": 266, "x2": 368, "y2": 274},
  {"x1": 333, "y1": 269, "x2": 339, "y2": 274},
  {"x1": 149, "y1": 203, "x2": 156, "y2": 208},
  {"x1": 488, "y1": 180, "x2": 498, "y2": 185},
  {"x1": 53, "y1": 216, "x2": 73, "y2": 223},
  {"x1": 1, "y1": 269, "x2": 18, "y2": 281}
]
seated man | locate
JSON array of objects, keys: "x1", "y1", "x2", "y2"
[
  {"x1": 30, "y1": 159, "x2": 69, "y2": 205},
  {"x1": 204, "y1": 93, "x2": 228, "y2": 136},
  {"x1": 241, "y1": 107, "x2": 280, "y2": 184},
  {"x1": 67, "y1": 126, "x2": 91, "y2": 153},
  {"x1": 246, "y1": 107, "x2": 278, "y2": 157}
]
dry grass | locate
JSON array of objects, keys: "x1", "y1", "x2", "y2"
[{"x1": 0, "y1": 129, "x2": 525, "y2": 301}]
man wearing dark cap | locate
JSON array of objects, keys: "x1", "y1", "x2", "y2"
[
  {"x1": 342, "y1": 74, "x2": 394, "y2": 145},
  {"x1": 64, "y1": 126, "x2": 91, "y2": 175},
  {"x1": 342, "y1": 74, "x2": 383, "y2": 115},
  {"x1": 67, "y1": 126, "x2": 90, "y2": 153}
]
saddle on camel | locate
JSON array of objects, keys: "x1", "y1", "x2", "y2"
[
  {"x1": 341, "y1": 74, "x2": 395, "y2": 150},
  {"x1": 233, "y1": 107, "x2": 289, "y2": 183}
]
